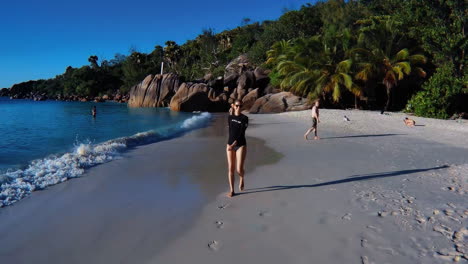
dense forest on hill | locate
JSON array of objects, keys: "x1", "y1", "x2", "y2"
[{"x1": 2, "y1": 0, "x2": 466, "y2": 118}]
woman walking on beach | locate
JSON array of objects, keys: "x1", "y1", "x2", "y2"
[{"x1": 226, "y1": 99, "x2": 249, "y2": 197}]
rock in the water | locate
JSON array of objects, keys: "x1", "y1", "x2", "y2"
[
  {"x1": 128, "y1": 73, "x2": 179, "y2": 107},
  {"x1": 0, "y1": 88, "x2": 10, "y2": 97},
  {"x1": 128, "y1": 74, "x2": 153, "y2": 107},
  {"x1": 249, "y1": 92, "x2": 312, "y2": 114}
]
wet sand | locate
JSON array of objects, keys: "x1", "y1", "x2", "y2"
[
  {"x1": 1, "y1": 110, "x2": 467, "y2": 264},
  {"x1": 0, "y1": 114, "x2": 280, "y2": 264}
]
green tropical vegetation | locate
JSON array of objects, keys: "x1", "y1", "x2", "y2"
[{"x1": 4, "y1": 0, "x2": 467, "y2": 118}]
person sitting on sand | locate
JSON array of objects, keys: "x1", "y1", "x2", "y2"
[
  {"x1": 404, "y1": 117, "x2": 415, "y2": 127},
  {"x1": 226, "y1": 99, "x2": 249, "y2": 197},
  {"x1": 304, "y1": 100, "x2": 320, "y2": 140},
  {"x1": 92, "y1": 106, "x2": 96, "y2": 118}
]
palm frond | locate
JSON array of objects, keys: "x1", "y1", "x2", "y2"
[
  {"x1": 395, "y1": 49, "x2": 409, "y2": 61},
  {"x1": 277, "y1": 61, "x2": 303, "y2": 76},
  {"x1": 337, "y1": 59, "x2": 352, "y2": 73},
  {"x1": 409, "y1": 54, "x2": 427, "y2": 65},
  {"x1": 332, "y1": 82, "x2": 340, "y2": 102},
  {"x1": 339, "y1": 73, "x2": 353, "y2": 89},
  {"x1": 413, "y1": 67, "x2": 427, "y2": 78},
  {"x1": 349, "y1": 84, "x2": 363, "y2": 97},
  {"x1": 355, "y1": 63, "x2": 373, "y2": 81},
  {"x1": 395, "y1": 62, "x2": 411, "y2": 75},
  {"x1": 392, "y1": 66, "x2": 404, "y2": 80}
]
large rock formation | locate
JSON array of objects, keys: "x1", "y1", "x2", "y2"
[
  {"x1": 249, "y1": 92, "x2": 312, "y2": 114},
  {"x1": 169, "y1": 82, "x2": 229, "y2": 112},
  {"x1": 253, "y1": 67, "x2": 270, "y2": 91},
  {"x1": 0, "y1": 88, "x2": 9, "y2": 97},
  {"x1": 127, "y1": 55, "x2": 311, "y2": 114},
  {"x1": 224, "y1": 54, "x2": 250, "y2": 89},
  {"x1": 235, "y1": 71, "x2": 256, "y2": 100},
  {"x1": 241, "y1": 88, "x2": 260, "y2": 111},
  {"x1": 128, "y1": 73, "x2": 179, "y2": 107}
]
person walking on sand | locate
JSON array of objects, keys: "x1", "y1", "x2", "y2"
[
  {"x1": 91, "y1": 106, "x2": 97, "y2": 118},
  {"x1": 304, "y1": 100, "x2": 320, "y2": 140},
  {"x1": 404, "y1": 117, "x2": 415, "y2": 127},
  {"x1": 226, "y1": 99, "x2": 249, "y2": 197}
]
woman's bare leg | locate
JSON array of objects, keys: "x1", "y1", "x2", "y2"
[
  {"x1": 304, "y1": 128, "x2": 314, "y2": 140},
  {"x1": 236, "y1": 146, "x2": 247, "y2": 191},
  {"x1": 226, "y1": 145, "x2": 236, "y2": 197}
]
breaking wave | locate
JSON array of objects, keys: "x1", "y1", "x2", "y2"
[{"x1": 0, "y1": 112, "x2": 212, "y2": 208}]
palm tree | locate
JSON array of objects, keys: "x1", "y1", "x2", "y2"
[
  {"x1": 266, "y1": 40, "x2": 293, "y2": 66},
  {"x1": 353, "y1": 16, "x2": 427, "y2": 112},
  {"x1": 269, "y1": 35, "x2": 362, "y2": 104}
]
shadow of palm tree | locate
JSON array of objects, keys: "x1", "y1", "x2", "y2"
[
  {"x1": 240, "y1": 165, "x2": 449, "y2": 196},
  {"x1": 321, "y1": 133, "x2": 405, "y2": 139}
]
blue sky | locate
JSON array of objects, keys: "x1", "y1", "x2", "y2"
[{"x1": 0, "y1": 0, "x2": 315, "y2": 88}]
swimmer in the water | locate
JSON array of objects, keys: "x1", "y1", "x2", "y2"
[{"x1": 92, "y1": 106, "x2": 96, "y2": 118}]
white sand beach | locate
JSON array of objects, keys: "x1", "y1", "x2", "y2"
[{"x1": 0, "y1": 109, "x2": 467, "y2": 263}]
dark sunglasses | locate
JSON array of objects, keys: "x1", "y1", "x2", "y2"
[{"x1": 234, "y1": 104, "x2": 242, "y2": 107}]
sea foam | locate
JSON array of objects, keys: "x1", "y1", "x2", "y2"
[{"x1": 0, "y1": 112, "x2": 211, "y2": 208}]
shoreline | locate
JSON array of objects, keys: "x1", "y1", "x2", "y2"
[
  {"x1": 0, "y1": 105, "x2": 209, "y2": 208},
  {"x1": 0, "y1": 109, "x2": 467, "y2": 263},
  {"x1": 0, "y1": 114, "x2": 281, "y2": 264}
]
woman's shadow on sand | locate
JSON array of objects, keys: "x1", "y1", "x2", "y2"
[{"x1": 240, "y1": 165, "x2": 449, "y2": 196}]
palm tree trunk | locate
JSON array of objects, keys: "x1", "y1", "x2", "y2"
[
  {"x1": 384, "y1": 87, "x2": 391, "y2": 112},
  {"x1": 354, "y1": 95, "x2": 358, "y2": 109}
]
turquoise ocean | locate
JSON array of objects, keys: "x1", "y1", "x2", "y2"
[{"x1": 0, "y1": 97, "x2": 211, "y2": 207}]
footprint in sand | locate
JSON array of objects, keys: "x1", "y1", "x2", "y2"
[
  {"x1": 258, "y1": 210, "x2": 272, "y2": 217},
  {"x1": 366, "y1": 225, "x2": 382, "y2": 233},
  {"x1": 376, "y1": 246, "x2": 396, "y2": 255},
  {"x1": 342, "y1": 213, "x2": 352, "y2": 221},
  {"x1": 444, "y1": 209, "x2": 455, "y2": 216},
  {"x1": 217, "y1": 204, "x2": 229, "y2": 209},
  {"x1": 215, "y1": 221, "x2": 224, "y2": 229},
  {"x1": 361, "y1": 238, "x2": 368, "y2": 248},
  {"x1": 361, "y1": 255, "x2": 370, "y2": 264},
  {"x1": 208, "y1": 240, "x2": 221, "y2": 251},
  {"x1": 433, "y1": 224, "x2": 453, "y2": 239}
]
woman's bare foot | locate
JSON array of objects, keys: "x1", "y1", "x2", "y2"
[
  {"x1": 227, "y1": 191, "x2": 235, "y2": 197},
  {"x1": 239, "y1": 179, "x2": 244, "y2": 191},
  {"x1": 314, "y1": 136, "x2": 320, "y2": 140}
]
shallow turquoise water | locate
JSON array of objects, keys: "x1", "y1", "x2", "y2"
[
  {"x1": 0, "y1": 97, "x2": 213, "y2": 207},
  {"x1": 0, "y1": 97, "x2": 194, "y2": 172}
]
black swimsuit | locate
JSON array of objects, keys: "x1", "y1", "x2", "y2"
[{"x1": 228, "y1": 114, "x2": 249, "y2": 149}]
